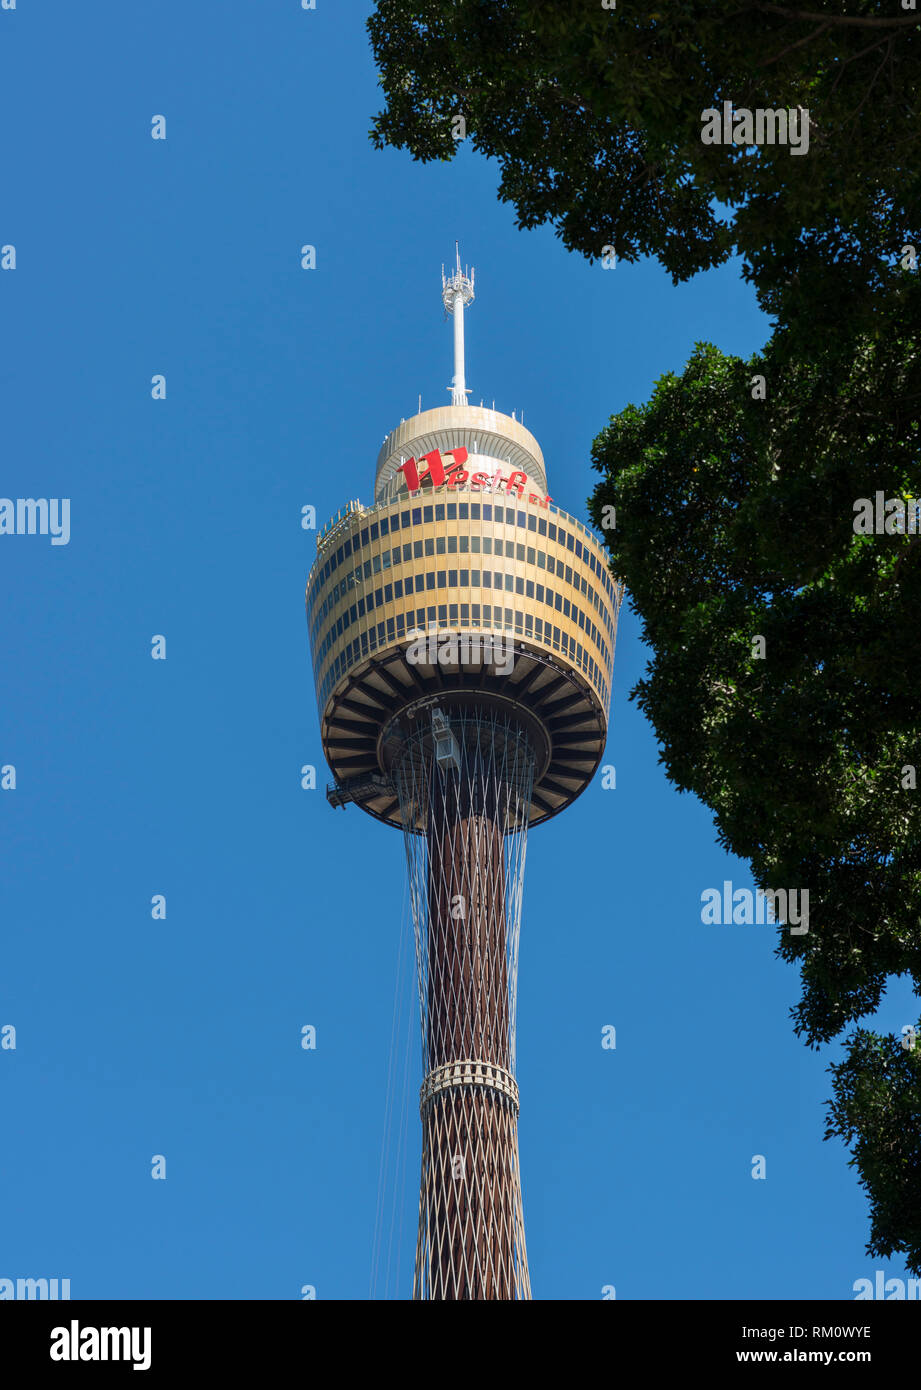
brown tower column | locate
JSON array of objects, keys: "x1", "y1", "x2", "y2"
[
  {"x1": 424, "y1": 769, "x2": 515, "y2": 1299},
  {"x1": 396, "y1": 705, "x2": 532, "y2": 1300}
]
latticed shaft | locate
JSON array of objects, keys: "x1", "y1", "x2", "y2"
[{"x1": 394, "y1": 704, "x2": 533, "y2": 1300}]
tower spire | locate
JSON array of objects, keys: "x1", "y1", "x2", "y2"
[{"x1": 442, "y1": 244, "x2": 475, "y2": 406}]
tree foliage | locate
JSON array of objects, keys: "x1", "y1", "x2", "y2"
[
  {"x1": 588, "y1": 276, "x2": 921, "y2": 1268},
  {"x1": 369, "y1": 0, "x2": 921, "y2": 338},
  {"x1": 826, "y1": 1028, "x2": 921, "y2": 1273}
]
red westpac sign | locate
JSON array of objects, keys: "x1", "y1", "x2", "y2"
[{"x1": 397, "y1": 447, "x2": 551, "y2": 507}]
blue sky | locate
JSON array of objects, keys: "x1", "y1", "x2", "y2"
[{"x1": 1, "y1": 1, "x2": 914, "y2": 1301}]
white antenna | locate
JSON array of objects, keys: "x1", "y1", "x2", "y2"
[{"x1": 442, "y1": 242, "x2": 475, "y2": 406}]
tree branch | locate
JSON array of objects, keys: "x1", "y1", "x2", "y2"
[
  {"x1": 760, "y1": 18, "x2": 833, "y2": 65},
  {"x1": 751, "y1": 2, "x2": 921, "y2": 26}
]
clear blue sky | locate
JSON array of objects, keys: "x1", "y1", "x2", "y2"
[{"x1": 1, "y1": 1, "x2": 913, "y2": 1301}]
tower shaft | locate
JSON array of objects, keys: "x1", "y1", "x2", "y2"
[{"x1": 396, "y1": 705, "x2": 532, "y2": 1300}]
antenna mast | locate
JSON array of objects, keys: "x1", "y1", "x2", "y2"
[{"x1": 442, "y1": 244, "x2": 475, "y2": 406}]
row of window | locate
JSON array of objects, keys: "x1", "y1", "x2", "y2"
[
  {"x1": 312, "y1": 563, "x2": 613, "y2": 681},
  {"x1": 306, "y1": 499, "x2": 618, "y2": 619},
  {"x1": 309, "y1": 533, "x2": 616, "y2": 649},
  {"x1": 315, "y1": 604, "x2": 610, "y2": 713},
  {"x1": 309, "y1": 537, "x2": 617, "y2": 658}
]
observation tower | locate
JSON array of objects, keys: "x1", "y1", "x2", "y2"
[{"x1": 306, "y1": 251, "x2": 622, "y2": 1299}]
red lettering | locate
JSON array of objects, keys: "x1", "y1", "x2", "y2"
[
  {"x1": 420, "y1": 449, "x2": 446, "y2": 488},
  {"x1": 398, "y1": 456, "x2": 421, "y2": 491},
  {"x1": 505, "y1": 471, "x2": 528, "y2": 497}
]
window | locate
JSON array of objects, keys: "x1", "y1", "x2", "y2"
[
  {"x1": 423, "y1": 506, "x2": 434, "y2": 524},
  {"x1": 426, "y1": 573, "x2": 436, "y2": 590},
  {"x1": 380, "y1": 517, "x2": 389, "y2": 537},
  {"x1": 459, "y1": 570, "x2": 468, "y2": 586},
  {"x1": 435, "y1": 503, "x2": 445, "y2": 521},
  {"x1": 436, "y1": 536, "x2": 446, "y2": 554},
  {"x1": 447, "y1": 535, "x2": 457, "y2": 553},
  {"x1": 370, "y1": 523, "x2": 379, "y2": 542},
  {"x1": 459, "y1": 535, "x2": 469, "y2": 553},
  {"x1": 413, "y1": 540, "x2": 423, "y2": 558},
  {"x1": 437, "y1": 571, "x2": 447, "y2": 588},
  {"x1": 448, "y1": 569, "x2": 457, "y2": 586},
  {"x1": 412, "y1": 507, "x2": 422, "y2": 525},
  {"x1": 424, "y1": 538, "x2": 434, "y2": 556},
  {"x1": 447, "y1": 503, "x2": 457, "y2": 520}
]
